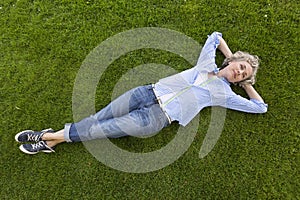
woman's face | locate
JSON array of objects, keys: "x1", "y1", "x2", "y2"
[{"x1": 221, "y1": 61, "x2": 253, "y2": 83}]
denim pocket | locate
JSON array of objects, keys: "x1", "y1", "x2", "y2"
[{"x1": 129, "y1": 107, "x2": 151, "y2": 127}]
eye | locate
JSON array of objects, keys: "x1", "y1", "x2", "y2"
[{"x1": 243, "y1": 71, "x2": 248, "y2": 78}]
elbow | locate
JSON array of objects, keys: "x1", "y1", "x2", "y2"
[
  {"x1": 250, "y1": 99, "x2": 268, "y2": 114},
  {"x1": 258, "y1": 105, "x2": 268, "y2": 114},
  {"x1": 261, "y1": 107, "x2": 268, "y2": 114}
]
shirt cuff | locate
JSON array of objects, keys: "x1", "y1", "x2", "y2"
[{"x1": 250, "y1": 98, "x2": 268, "y2": 113}]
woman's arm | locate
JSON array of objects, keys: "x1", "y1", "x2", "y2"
[
  {"x1": 242, "y1": 84, "x2": 265, "y2": 102},
  {"x1": 195, "y1": 32, "x2": 222, "y2": 72},
  {"x1": 225, "y1": 86, "x2": 268, "y2": 114},
  {"x1": 217, "y1": 36, "x2": 233, "y2": 58}
]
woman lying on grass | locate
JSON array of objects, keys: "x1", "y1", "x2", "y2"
[{"x1": 15, "y1": 32, "x2": 268, "y2": 154}]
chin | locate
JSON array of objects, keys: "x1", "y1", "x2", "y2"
[{"x1": 226, "y1": 77, "x2": 234, "y2": 83}]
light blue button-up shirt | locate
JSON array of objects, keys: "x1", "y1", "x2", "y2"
[{"x1": 153, "y1": 32, "x2": 268, "y2": 126}]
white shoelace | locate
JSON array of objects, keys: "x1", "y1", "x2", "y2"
[
  {"x1": 31, "y1": 141, "x2": 45, "y2": 150},
  {"x1": 27, "y1": 134, "x2": 40, "y2": 142}
]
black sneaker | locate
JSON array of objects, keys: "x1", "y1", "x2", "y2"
[
  {"x1": 19, "y1": 141, "x2": 55, "y2": 155},
  {"x1": 15, "y1": 128, "x2": 54, "y2": 143}
]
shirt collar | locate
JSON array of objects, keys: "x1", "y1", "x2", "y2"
[
  {"x1": 221, "y1": 77, "x2": 231, "y2": 85},
  {"x1": 213, "y1": 68, "x2": 231, "y2": 85}
]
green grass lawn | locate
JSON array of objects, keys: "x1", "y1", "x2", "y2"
[{"x1": 1, "y1": 0, "x2": 299, "y2": 199}]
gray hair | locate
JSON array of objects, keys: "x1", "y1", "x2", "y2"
[{"x1": 221, "y1": 51, "x2": 260, "y2": 85}]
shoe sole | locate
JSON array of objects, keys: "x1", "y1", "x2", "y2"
[
  {"x1": 15, "y1": 130, "x2": 32, "y2": 143},
  {"x1": 19, "y1": 145, "x2": 54, "y2": 155}
]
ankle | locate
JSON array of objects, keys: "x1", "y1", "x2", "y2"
[
  {"x1": 45, "y1": 140, "x2": 57, "y2": 148},
  {"x1": 41, "y1": 132, "x2": 53, "y2": 141}
]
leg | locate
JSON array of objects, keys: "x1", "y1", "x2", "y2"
[
  {"x1": 16, "y1": 86, "x2": 168, "y2": 153},
  {"x1": 65, "y1": 85, "x2": 160, "y2": 142},
  {"x1": 93, "y1": 85, "x2": 156, "y2": 121},
  {"x1": 68, "y1": 104, "x2": 169, "y2": 142},
  {"x1": 42, "y1": 129, "x2": 65, "y2": 147},
  {"x1": 42, "y1": 85, "x2": 160, "y2": 144}
]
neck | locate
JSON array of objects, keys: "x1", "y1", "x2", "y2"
[
  {"x1": 216, "y1": 69, "x2": 226, "y2": 78},
  {"x1": 215, "y1": 69, "x2": 231, "y2": 84}
]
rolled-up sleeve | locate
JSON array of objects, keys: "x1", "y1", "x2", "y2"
[
  {"x1": 195, "y1": 32, "x2": 222, "y2": 73},
  {"x1": 226, "y1": 94, "x2": 268, "y2": 113}
]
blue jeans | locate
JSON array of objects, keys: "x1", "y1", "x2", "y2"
[{"x1": 64, "y1": 85, "x2": 170, "y2": 142}]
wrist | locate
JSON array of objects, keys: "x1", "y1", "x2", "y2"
[{"x1": 241, "y1": 83, "x2": 252, "y2": 90}]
